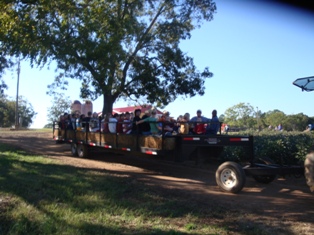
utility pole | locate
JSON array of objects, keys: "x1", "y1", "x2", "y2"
[
  {"x1": 256, "y1": 106, "x2": 260, "y2": 131},
  {"x1": 15, "y1": 58, "x2": 20, "y2": 129}
]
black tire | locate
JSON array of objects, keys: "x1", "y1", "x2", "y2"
[
  {"x1": 71, "y1": 143, "x2": 78, "y2": 156},
  {"x1": 305, "y1": 152, "x2": 314, "y2": 192},
  {"x1": 215, "y1": 161, "x2": 246, "y2": 193},
  {"x1": 77, "y1": 144, "x2": 89, "y2": 158},
  {"x1": 252, "y1": 157, "x2": 277, "y2": 184}
]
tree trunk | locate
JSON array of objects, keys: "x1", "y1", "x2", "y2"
[{"x1": 102, "y1": 94, "x2": 115, "y2": 117}]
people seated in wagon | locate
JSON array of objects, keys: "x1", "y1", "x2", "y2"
[
  {"x1": 123, "y1": 112, "x2": 132, "y2": 134},
  {"x1": 140, "y1": 110, "x2": 152, "y2": 135},
  {"x1": 158, "y1": 111, "x2": 175, "y2": 136},
  {"x1": 116, "y1": 113, "x2": 125, "y2": 134},
  {"x1": 89, "y1": 112, "x2": 100, "y2": 132},
  {"x1": 101, "y1": 113, "x2": 110, "y2": 133},
  {"x1": 136, "y1": 109, "x2": 161, "y2": 136},
  {"x1": 205, "y1": 109, "x2": 220, "y2": 135},
  {"x1": 58, "y1": 114, "x2": 66, "y2": 130},
  {"x1": 131, "y1": 109, "x2": 142, "y2": 134},
  {"x1": 190, "y1": 109, "x2": 209, "y2": 134},
  {"x1": 178, "y1": 113, "x2": 191, "y2": 135},
  {"x1": 108, "y1": 113, "x2": 119, "y2": 133}
]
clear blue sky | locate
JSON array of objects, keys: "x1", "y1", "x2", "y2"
[{"x1": 3, "y1": 0, "x2": 314, "y2": 128}]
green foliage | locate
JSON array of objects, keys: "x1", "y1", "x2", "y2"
[
  {"x1": 185, "y1": 223, "x2": 197, "y2": 231},
  {"x1": 264, "y1": 110, "x2": 285, "y2": 128},
  {"x1": 224, "y1": 103, "x2": 256, "y2": 129},
  {"x1": 0, "y1": 54, "x2": 12, "y2": 95},
  {"x1": 284, "y1": 113, "x2": 309, "y2": 131},
  {"x1": 0, "y1": 95, "x2": 36, "y2": 127},
  {"x1": 0, "y1": 0, "x2": 216, "y2": 115},
  {"x1": 46, "y1": 92, "x2": 71, "y2": 124},
  {"x1": 223, "y1": 102, "x2": 311, "y2": 132},
  {"x1": 221, "y1": 131, "x2": 314, "y2": 164}
]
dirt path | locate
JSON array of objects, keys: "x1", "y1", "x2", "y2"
[{"x1": 1, "y1": 130, "x2": 313, "y2": 233}]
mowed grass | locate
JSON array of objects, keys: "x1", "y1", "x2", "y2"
[{"x1": 0, "y1": 143, "x2": 295, "y2": 235}]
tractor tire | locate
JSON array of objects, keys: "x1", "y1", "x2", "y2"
[
  {"x1": 215, "y1": 161, "x2": 246, "y2": 193},
  {"x1": 305, "y1": 152, "x2": 314, "y2": 192}
]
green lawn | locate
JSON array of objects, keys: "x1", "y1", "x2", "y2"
[{"x1": 0, "y1": 143, "x2": 294, "y2": 235}]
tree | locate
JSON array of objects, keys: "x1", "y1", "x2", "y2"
[
  {"x1": 0, "y1": 0, "x2": 216, "y2": 115},
  {"x1": 0, "y1": 54, "x2": 12, "y2": 96},
  {"x1": 224, "y1": 102, "x2": 256, "y2": 129},
  {"x1": 284, "y1": 113, "x2": 309, "y2": 131},
  {"x1": 218, "y1": 114, "x2": 225, "y2": 123},
  {"x1": 47, "y1": 93, "x2": 72, "y2": 124},
  {"x1": 17, "y1": 97, "x2": 37, "y2": 127},
  {"x1": 0, "y1": 95, "x2": 36, "y2": 127},
  {"x1": 264, "y1": 110, "x2": 286, "y2": 130}
]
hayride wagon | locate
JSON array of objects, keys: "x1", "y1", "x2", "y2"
[{"x1": 53, "y1": 120, "x2": 304, "y2": 193}]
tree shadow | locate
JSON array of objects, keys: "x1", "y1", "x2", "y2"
[{"x1": 1, "y1": 137, "x2": 313, "y2": 234}]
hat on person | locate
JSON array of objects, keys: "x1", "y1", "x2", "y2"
[
  {"x1": 197, "y1": 109, "x2": 202, "y2": 113},
  {"x1": 163, "y1": 110, "x2": 170, "y2": 116}
]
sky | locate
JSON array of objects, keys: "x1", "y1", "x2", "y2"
[{"x1": 2, "y1": 0, "x2": 314, "y2": 128}]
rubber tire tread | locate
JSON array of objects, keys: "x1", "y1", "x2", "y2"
[
  {"x1": 77, "y1": 144, "x2": 89, "y2": 158},
  {"x1": 215, "y1": 161, "x2": 246, "y2": 194},
  {"x1": 71, "y1": 143, "x2": 78, "y2": 156}
]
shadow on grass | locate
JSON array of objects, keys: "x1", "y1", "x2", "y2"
[
  {"x1": 0, "y1": 147, "x2": 211, "y2": 235},
  {"x1": 0, "y1": 143, "x2": 311, "y2": 235}
]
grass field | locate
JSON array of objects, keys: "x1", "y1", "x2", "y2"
[
  {"x1": 0, "y1": 143, "x2": 243, "y2": 235},
  {"x1": 0, "y1": 140, "x2": 308, "y2": 235}
]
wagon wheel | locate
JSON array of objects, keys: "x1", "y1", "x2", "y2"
[
  {"x1": 252, "y1": 157, "x2": 277, "y2": 184},
  {"x1": 77, "y1": 144, "x2": 89, "y2": 158},
  {"x1": 70, "y1": 143, "x2": 78, "y2": 156},
  {"x1": 215, "y1": 161, "x2": 246, "y2": 193}
]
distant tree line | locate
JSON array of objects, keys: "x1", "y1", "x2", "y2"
[
  {"x1": 0, "y1": 95, "x2": 36, "y2": 128},
  {"x1": 220, "y1": 102, "x2": 314, "y2": 132}
]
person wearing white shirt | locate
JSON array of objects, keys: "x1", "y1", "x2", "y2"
[{"x1": 108, "y1": 113, "x2": 119, "y2": 133}]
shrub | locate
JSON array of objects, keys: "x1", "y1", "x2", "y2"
[{"x1": 220, "y1": 131, "x2": 314, "y2": 165}]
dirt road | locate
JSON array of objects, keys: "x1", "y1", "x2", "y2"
[{"x1": 0, "y1": 130, "x2": 313, "y2": 234}]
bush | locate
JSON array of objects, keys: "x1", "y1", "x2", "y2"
[{"x1": 220, "y1": 131, "x2": 314, "y2": 165}]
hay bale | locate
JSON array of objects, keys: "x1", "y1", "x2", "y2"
[
  {"x1": 117, "y1": 134, "x2": 137, "y2": 148},
  {"x1": 139, "y1": 136, "x2": 162, "y2": 149},
  {"x1": 102, "y1": 133, "x2": 116, "y2": 146},
  {"x1": 76, "y1": 131, "x2": 85, "y2": 141},
  {"x1": 88, "y1": 132, "x2": 100, "y2": 144},
  {"x1": 66, "y1": 130, "x2": 76, "y2": 139}
]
